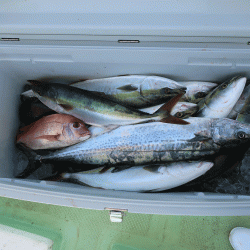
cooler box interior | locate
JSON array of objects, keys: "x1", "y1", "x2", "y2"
[{"x1": 1, "y1": 0, "x2": 250, "y2": 216}]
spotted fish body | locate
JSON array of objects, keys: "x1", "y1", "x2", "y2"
[
  {"x1": 29, "y1": 81, "x2": 188, "y2": 127},
  {"x1": 36, "y1": 118, "x2": 250, "y2": 167},
  {"x1": 71, "y1": 75, "x2": 186, "y2": 108},
  {"x1": 196, "y1": 76, "x2": 246, "y2": 118},
  {"x1": 178, "y1": 81, "x2": 218, "y2": 103},
  {"x1": 62, "y1": 161, "x2": 214, "y2": 192}
]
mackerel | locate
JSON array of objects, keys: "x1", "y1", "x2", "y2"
[
  {"x1": 62, "y1": 161, "x2": 214, "y2": 192},
  {"x1": 16, "y1": 117, "x2": 250, "y2": 178}
]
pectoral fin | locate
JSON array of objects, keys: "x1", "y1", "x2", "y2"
[
  {"x1": 143, "y1": 166, "x2": 160, "y2": 173},
  {"x1": 117, "y1": 84, "x2": 138, "y2": 91},
  {"x1": 188, "y1": 134, "x2": 212, "y2": 142},
  {"x1": 35, "y1": 134, "x2": 61, "y2": 141},
  {"x1": 58, "y1": 104, "x2": 74, "y2": 111}
]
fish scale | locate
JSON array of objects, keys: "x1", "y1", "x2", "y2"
[
  {"x1": 29, "y1": 81, "x2": 188, "y2": 126},
  {"x1": 16, "y1": 117, "x2": 250, "y2": 179},
  {"x1": 38, "y1": 118, "x2": 243, "y2": 166}
]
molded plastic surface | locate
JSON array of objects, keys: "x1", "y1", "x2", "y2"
[
  {"x1": 1, "y1": 14, "x2": 250, "y2": 215},
  {"x1": 1, "y1": 0, "x2": 250, "y2": 38}
]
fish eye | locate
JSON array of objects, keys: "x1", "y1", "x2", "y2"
[
  {"x1": 221, "y1": 83, "x2": 228, "y2": 89},
  {"x1": 176, "y1": 112, "x2": 183, "y2": 118},
  {"x1": 73, "y1": 122, "x2": 81, "y2": 128},
  {"x1": 236, "y1": 131, "x2": 246, "y2": 139},
  {"x1": 196, "y1": 92, "x2": 206, "y2": 98},
  {"x1": 164, "y1": 88, "x2": 170, "y2": 94}
]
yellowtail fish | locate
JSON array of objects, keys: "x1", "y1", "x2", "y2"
[
  {"x1": 139, "y1": 102, "x2": 198, "y2": 119},
  {"x1": 196, "y1": 76, "x2": 246, "y2": 118},
  {"x1": 70, "y1": 75, "x2": 187, "y2": 108},
  {"x1": 228, "y1": 84, "x2": 250, "y2": 121},
  {"x1": 16, "y1": 114, "x2": 91, "y2": 150},
  {"x1": 22, "y1": 75, "x2": 187, "y2": 109},
  {"x1": 178, "y1": 81, "x2": 218, "y2": 103},
  {"x1": 61, "y1": 161, "x2": 214, "y2": 192},
  {"x1": 28, "y1": 80, "x2": 189, "y2": 127}
]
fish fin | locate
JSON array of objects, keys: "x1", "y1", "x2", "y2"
[
  {"x1": 58, "y1": 104, "x2": 74, "y2": 111},
  {"x1": 99, "y1": 166, "x2": 112, "y2": 173},
  {"x1": 15, "y1": 144, "x2": 42, "y2": 178},
  {"x1": 188, "y1": 134, "x2": 212, "y2": 142},
  {"x1": 16, "y1": 123, "x2": 36, "y2": 143},
  {"x1": 27, "y1": 80, "x2": 43, "y2": 86},
  {"x1": 111, "y1": 166, "x2": 132, "y2": 173},
  {"x1": 21, "y1": 89, "x2": 35, "y2": 98},
  {"x1": 160, "y1": 115, "x2": 190, "y2": 125},
  {"x1": 153, "y1": 93, "x2": 189, "y2": 124},
  {"x1": 154, "y1": 93, "x2": 184, "y2": 115},
  {"x1": 143, "y1": 166, "x2": 160, "y2": 173},
  {"x1": 117, "y1": 84, "x2": 138, "y2": 91},
  {"x1": 68, "y1": 79, "x2": 88, "y2": 85},
  {"x1": 117, "y1": 74, "x2": 131, "y2": 77},
  {"x1": 35, "y1": 134, "x2": 61, "y2": 141}
]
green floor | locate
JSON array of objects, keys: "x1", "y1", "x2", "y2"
[{"x1": 0, "y1": 196, "x2": 248, "y2": 249}]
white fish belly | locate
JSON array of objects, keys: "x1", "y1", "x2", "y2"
[
  {"x1": 69, "y1": 161, "x2": 213, "y2": 192},
  {"x1": 200, "y1": 79, "x2": 246, "y2": 118}
]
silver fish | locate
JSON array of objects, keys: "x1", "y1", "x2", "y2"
[
  {"x1": 196, "y1": 76, "x2": 246, "y2": 118},
  {"x1": 29, "y1": 81, "x2": 188, "y2": 126},
  {"x1": 228, "y1": 84, "x2": 250, "y2": 120},
  {"x1": 71, "y1": 75, "x2": 187, "y2": 108},
  {"x1": 29, "y1": 118, "x2": 250, "y2": 166},
  {"x1": 23, "y1": 75, "x2": 186, "y2": 109},
  {"x1": 62, "y1": 161, "x2": 214, "y2": 192},
  {"x1": 178, "y1": 81, "x2": 218, "y2": 103},
  {"x1": 139, "y1": 102, "x2": 198, "y2": 119}
]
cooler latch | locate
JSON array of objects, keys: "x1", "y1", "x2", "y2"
[
  {"x1": 105, "y1": 208, "x2": 128, "y2": 223},
  {"x1": 1, "y1": 38, "x2": 20, "y2": 41}
]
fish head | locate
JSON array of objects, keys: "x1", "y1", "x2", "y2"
[
  {"x1": 180, "y1": 81, "x2": 218, "y2": 103},
  {"x1": 173, "y1": 103, "x2": 198, "y2": 119},
  {"x1": 63, "y1": 119, "x2": 91, "y2": 142},
  {"x1": 205, "y1": 76, "x2": 246, "y2": 106},
  {"x1": 212, "y1": 118, "x2": 250, "y2": 147},
  {"x1": 140, "y1": 77, "x2": 186, "y2": 98},
  {"x1": 159, "y1": 86, "x2": 187, "y2": 97}
]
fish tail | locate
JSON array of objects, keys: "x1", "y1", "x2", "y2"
[
  {"x1": 15, "y1": 144, "x2": 42, "y2": 178},
  {"x1": 154, "y1": 93, "x2": 190, "y2": 124}
]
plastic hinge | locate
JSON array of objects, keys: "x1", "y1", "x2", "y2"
[
  {"x1": 109, "y1": 211, "x2": 124, "y2": 223},
  {"x1": 105, "y1": 208, "x2": 127, "y2": 223}
]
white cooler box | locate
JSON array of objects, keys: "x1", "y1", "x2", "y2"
[{"x1": 1, "y1": 0, "x2": 250, "y2": 216}]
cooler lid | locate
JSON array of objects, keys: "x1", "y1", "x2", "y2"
[{"x1": 1, "y1": 1, "x2": 250, "y2": 43}]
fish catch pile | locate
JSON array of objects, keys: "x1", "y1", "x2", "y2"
[{"x1": 15, "y1": 75, "x2": 250, "y2": 193}]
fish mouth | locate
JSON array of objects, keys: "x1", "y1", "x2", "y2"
[
  {"x1": 164, "y1": 87, "x2": 186, "y2": 96},
  {"x1": 176, "y1": 87, "x2": 187, "y2": 93}
]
